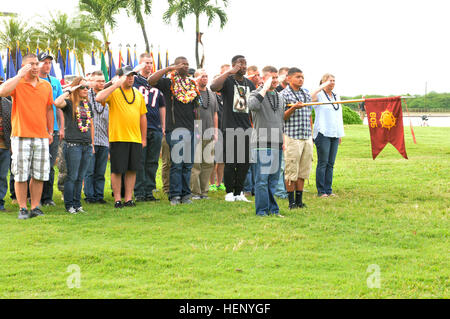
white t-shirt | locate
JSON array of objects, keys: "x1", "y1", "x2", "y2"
[{"x1": 313, "y1": 90, "x2": 345, "y2": 139}]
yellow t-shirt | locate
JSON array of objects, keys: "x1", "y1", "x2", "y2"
[{"x1": 106, "y1": 87, "x2": 147, "y2": 143}]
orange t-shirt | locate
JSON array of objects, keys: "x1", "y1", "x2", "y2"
[{"x1": 11, "y1": 78, "x2": 54, "y2": 138}]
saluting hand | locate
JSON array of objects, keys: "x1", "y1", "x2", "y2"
[
  {"x1": 229, "y1": 63, "x2": 242, "y2": 75},
  {"x1": 17, "y1": 64, "x2": 32, "y2": 78},
  {"x1": 262, "y1": 76, "x2": 273, "y2": 92}
]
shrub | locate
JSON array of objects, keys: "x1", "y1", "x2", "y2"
[{"x1": 311, "y1": 106, "x2": 363, "y2": 124}]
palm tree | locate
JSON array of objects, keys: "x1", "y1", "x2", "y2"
[
  {"x1": 112, "y1": 0, "x2": 152, "y2": 53},
  {"x1": 78, "y1": 0, "x2": 122, "y2": 48},
  {"x1": 0, "y1": 18, "x2": 40, "y2": 64},
  {"x1": 37, "y1": 12, "x2": 102, "y2": 69},
  {"x1": 163, "y1": 0, "x2": 228, "y2": 68}
]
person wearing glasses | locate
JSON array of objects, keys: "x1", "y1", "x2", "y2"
[
  {"x1": 310, "y1": 73, "x2": 344, "y2": 198},
  {"x1": 55, "y1": 77, "x2": 94, "y2": 214}
]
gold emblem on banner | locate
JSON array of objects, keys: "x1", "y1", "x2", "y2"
[{"x1": 380, "y1": 110, "x2": 397, "y2": 130}]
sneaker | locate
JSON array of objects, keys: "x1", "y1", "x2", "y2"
[
  {"x1": 181, "y1": 197, "x2": 193, "y2": 205},
  {"x1": 76, "y1": 207, "x2": 86, "y2": 213},
  {"x1": 124, "y1": 200, "x2": 136, "y2": 207},
  {"x1": 170, "y1": 197, "x2": 181, "y2": 206},
  {"x1": 217, "y1": 184, "x2": 226, "y2": 191},
  {"x1": 200, "y1": 195, "x2": 210, "y2": 200},
  {"x1": 31, "y1": 207, "x2": 44, "y2": 216},
  {"x1": 289, "y1": 204, "x2": 297, "y2": 210},
  {"x1": 191, "y1": 195, "x2": 202, "y2": 200},
  {"x1": 97, "y1": 199, "x2": 107, "y2": 204},
  {"x1": 18, "y1": 208, "x2": 32, "y2": 220},
  {"x1": 235, "y1": 192, "x2": 252, "y2": 203},
  {"x1": 225, "y1": 192, "x2": 235, "y2": 202},
  {"x1": 145, "y1": 195, "x2": 160, "y2": 202},
  {"x1": 42, "y1": 200, "x2": 56, "y2": 206},
  {"x1": 209, "y1": 184, "x2": 217, "y2": 192},
  {"x1": 114, "y1": 201, "x2": 123, "y2": 209},
  {"x1": 67, "y1": 207, "x2": 78, "y2": 214},
  {"x1": 275, "y1": 213, "x2": 285, "y2": 218}
]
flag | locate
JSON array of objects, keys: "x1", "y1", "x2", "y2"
[
  {"x1": 133, "y1": 49, "x2": 138, "y2": 68},
  {"x1": 157, "y1": 51, "x2": 162, "y2": 70},
  {"x1": 26, "y1": 45, "x2": 30, "y2": 55},
  {"x1": 100, "y1": 51, "x2": 109, "y2": 82},
  {"x1": 126, "y1": 48, "x2": 132, "y2": 66},
  {"x1": 118, "y1": 49, "x2": 124, "y2": 68},
  {"x1": 56, "y1": 48, "x2": 65, "y2": 80},
  {"x1": 108, "y1": 50, "x2": 116, "y2": 80},
  {"x1": 36, "y1": 47, "x2": 40, "y2": 56},
  {"x1": 165, "y1": 50, "x2": 169, "y2": 68},
  {"x1": 6, "y1": 48, "x2": 16, "y2": 79},
  {"x1": 64, "y1": 48, "x2": 72, "y2": 76},
  {"x1": 15, "y1": 43, "x2": 22, "y2": 72},
  {"x1": 91, "y1": 50, "x2": 96, "y2": 66},
  {"x1": 150, "y1": 52, "x2": 156, "y2": 73},
  {"x1": 365, "y1": 97, "x2": 408, "y2": 160},
  {"x1": 0, "y1": 53, "x2": 5, "y2": 80},
  {"x1": 49, "y1": 49, "x2": 57, "y2": 77}
]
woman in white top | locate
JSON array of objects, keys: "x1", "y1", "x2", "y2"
[{"x1": 311, "y1": 74, "x2": 344, "y2": 198}]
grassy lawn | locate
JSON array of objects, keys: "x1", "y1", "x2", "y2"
[{"x1": 0, "y1": 125, "x2": 448, "y2": 298}]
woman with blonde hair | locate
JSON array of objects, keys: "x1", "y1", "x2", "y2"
[
  {"x1": 55, "y1": 77, "x2": 94, "y2": 214},
  {"x1": 311, "y1": 73, "x2": 344, "y2": 198}
]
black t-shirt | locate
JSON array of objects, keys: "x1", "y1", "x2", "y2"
[
  {"x1": 219, "y1": 76, "x2": 256, "y2": 130},
  {"x1": 62, "y1": 99, "x2": 93, "y2": 144},
  {"x1": 155, "y1": 77, "x2": 195, "y2": 132}
]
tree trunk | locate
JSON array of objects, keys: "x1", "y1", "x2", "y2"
[
  {"x1": 140, "y1": 20, "x2": 150, "y2": 53},
  {"x1": 195, "y1": 15, "x2": 200, "y2": 68}
]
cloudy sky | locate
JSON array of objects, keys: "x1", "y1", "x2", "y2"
[{"x1": 2, "y1": 0, "x2": 449, "y2": 96}]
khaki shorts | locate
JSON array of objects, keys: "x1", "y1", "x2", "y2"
[{"x1": 283, "y1": 134, "x2": 313, "y2": 182}]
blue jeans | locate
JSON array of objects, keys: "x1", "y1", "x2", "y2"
[
  {"x1": 274, "y1": 153, "x2": 288, "y2": 198},
  {"x1": 84, "y1": 145, "x2": 109, "y2": 201},
  {"x1": 314, "y1": 132, "x2": 339, "y2": 195},
  {"x1": 41, "y1": 132, "x2": 60, "y2": 203},
  {"x1": 64, "y1": 143, "x2": 93, "y2": 209},
  {"x1": 243, "y1": 162, "x2": 256, "y2": 194},
  {"x1": 0, "y1": 149, "x2": 11, "y2": 210},
  {"x1": 166, "y1": 129, "x2": 194, "y2": 200},
  {"x1": 135, "y1": 130, "x2": 163, "y2": 198},
  {"x1": 254, "y1": 148, "x2": 282, "y2": 216}
]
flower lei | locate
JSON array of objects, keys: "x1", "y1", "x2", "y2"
[
  {"x1": 168, "y1": 72, "x2": 200, "y2": 104},
  {"x1": 76, "y1": 100, "x2": 92, "y2": 133}
]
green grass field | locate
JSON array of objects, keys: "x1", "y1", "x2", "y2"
[{"x1": 0, "y1": 125, "x2": 448, "y2": 298}]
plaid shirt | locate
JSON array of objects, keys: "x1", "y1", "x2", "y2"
[
  {"x1": 281, "y1": 85, "x2": 312, "y2": 140},
  {"x1": 88, "y1": 89, "x2": 109, "y2": 147}
]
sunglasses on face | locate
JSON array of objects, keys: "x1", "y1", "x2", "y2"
[{"x1": 78, "y1": 86, "x2": 89, "y2": 90}]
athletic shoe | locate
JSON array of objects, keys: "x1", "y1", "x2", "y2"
[
  {"x1": 67, "y1": 207, "x2": 78, "y2": 214},
  {"x1": 275, "y1": 213, "x2": 285, "y2": 218},
  {"x1": 289, "y1": 204, "x2": 297, "y2": 210},
  {"x1": 235, "y1": 192, "x2": 252, "y2": 203},
  {"x1": 181, "y1": 196, "x2": 193, "y2": 205},
  {"x1": 217, "y1": 184, "x2": 226, "y2": 191},
  {"x1": 42, "y1": 200, "x2": 56, "y2": 206},
  {"x1": 76, "y1": 207, "x2": 86, "y2": 213},
  {"x1": 114, "y1": 201, "x2": 123, "y2": 209},
  {"x1": 31, "y1": 207, "x2": 45, "y2": 216},
  {"x1": 18, "y1": 208, "x2": 33, "y2": 220},
  {"x1": 170, "y1": 197, "x2": 181, "y2": 206},
  {"x1": 124, "y1": 200, "x2": 136, "y2": 207},
  {"x1": 209, "y1": 184, "x2": 217, "y2": 192},
  {"x1": 200, "y1": 195, "x2": 210, "y2": 200},
  {"x1": 191, "y1": 195, "x2": 202, "y2": 200},
  {"x1": 225, "y1": 192, "x2": 235, "y2": 202}
]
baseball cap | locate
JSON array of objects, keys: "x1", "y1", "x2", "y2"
[
  {"x1": 117, "y1": 65, "x2": 137, "y2": 77},
  {"x1": 38, "y1": 52, "x2": 54, "y2": 62}
]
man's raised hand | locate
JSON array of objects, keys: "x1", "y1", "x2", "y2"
[{"x1": 17, "y1": 64, "x2": 32, "y2": 78}]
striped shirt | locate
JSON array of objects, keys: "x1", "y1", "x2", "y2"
[
  {"x1": 280, "y1": 85, "x2": 312, "y2": 140},
  {"x1": 88, "y1": 88, "x2": 109, "y2": 147}
]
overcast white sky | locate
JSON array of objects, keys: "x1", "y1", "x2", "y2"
[{"x1": 2, "y1": 0, "x2": 449, "y2": 96}]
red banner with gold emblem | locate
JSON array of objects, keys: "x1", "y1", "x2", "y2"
[{"x1": 365, "y1": 97, "x2": 408, "y2": 160}]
